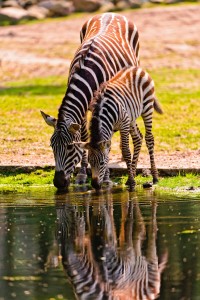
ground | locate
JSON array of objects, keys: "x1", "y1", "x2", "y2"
[{"x1": 0, "y1": 4, "x2": 200, "y2": 170}]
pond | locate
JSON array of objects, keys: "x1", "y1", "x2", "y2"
[{"x1": 0, "y1": 187, "x2": 200, "y2": 300}]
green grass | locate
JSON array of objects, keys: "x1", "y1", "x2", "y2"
[
  {"x1": 146, "y1": 68, "x2": 200, "y2": 152},
  {"x1": 1, "y1": 68, "x2": 200, "y2": 158},
  {"x1": 0, "y1": 169, "x2": 54, "y2": 186},
  {"x1": 115, "y1": 173, "x2": 200, "y2": 189},
  {"x1": 0, "y1": 170, "x2": 199, "y2": 195},
  {"x1": 0, "y1": 75, "x2": 66, "y2": 157}
]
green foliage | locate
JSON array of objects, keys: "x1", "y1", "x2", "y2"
[
  {"x1": 157, "y1": 173, "x2": 200, "y2": 190},
  {"x1": 0, "y1": 169, "x2": 54, "y2": 186},
  {"x1": 0, "y1": 169, "x2": 199, "y2": 195}
]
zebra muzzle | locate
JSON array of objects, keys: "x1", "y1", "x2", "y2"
[
  {"x1": 54, "y1": 171, "x2": 70, "y2": 190},
  {"x1": 91, "y1": 177, "x2": 102, "y2": 190}
]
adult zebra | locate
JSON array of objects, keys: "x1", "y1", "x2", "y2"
[
  {"x1": 80, "y1": 66, "x2": 163, "y2": 190},
  {"x1": 41, "y1": 13, "x2": 140, "y2": 190}
]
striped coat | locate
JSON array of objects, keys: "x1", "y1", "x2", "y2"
[
  {"x1": 41, "y1": 13, "x2": 140, "y2": 190},
  {"x1": 81, "y1": 66, "x2": 163, "y2": 190}
]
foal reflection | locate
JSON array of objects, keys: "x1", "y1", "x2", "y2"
[{"x1": 55, "y1": 191, "x2": 167, "y2": 300}]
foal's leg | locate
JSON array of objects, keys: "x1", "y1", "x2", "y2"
[
  {"x1": 75, "y1": 118, "x2": 88, "y2": 184},
  {"x1": 121, "y1": 129, "x2": 135, "y2": 190},
  {"x1": 142, "y1": 113, "x2": 159, "y2": 184},
  {"x1": 130, "y1": 122, "x2": 143, "y2": 178}
]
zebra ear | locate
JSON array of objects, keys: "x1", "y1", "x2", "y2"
[
  {"x1": 40, "y1": 111, "x2": 57, "y2": 128},
  {"x1": 68, "y1": 123, "x2": 81, "y2": 134},
  {"x1": 98, "y1": 140, "x2": 111, "y2": 151}
]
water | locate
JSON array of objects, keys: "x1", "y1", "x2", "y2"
[{"x1": 0, "y1": 187, "x2": 200, "y2": 300}]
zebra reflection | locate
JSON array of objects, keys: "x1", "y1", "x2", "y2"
[{"x1": 55, "y1": 191, "x2": 167, "y2": 300}]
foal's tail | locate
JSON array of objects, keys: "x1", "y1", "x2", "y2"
[{"x1": 154, "y1": 97, "x2": 163, "y2": 114}]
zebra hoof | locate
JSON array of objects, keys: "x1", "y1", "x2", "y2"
[
  {"x1": 143, "y1": 182, "x2": 153, "y2": 189},
  {"x1": 125, "y1": 178, "x2": 136, "y2": 190},
  {"x1": 153, "y1": 178, "x2": 159, "y2": 184},
  {"x1": 75, "y1": 174, "x2": 87, "y2": 185}
]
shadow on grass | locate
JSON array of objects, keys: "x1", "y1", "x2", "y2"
[
  {"x1": 0, "y1": 166, "x2": 54, "y2": 178},
  {"x1": 0, "y1": 84, "x2": 66, "y2": 96}
]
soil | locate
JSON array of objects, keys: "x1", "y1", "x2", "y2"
[{"x1": 0, "y1": 4, "x2": 200, "y2": 170}]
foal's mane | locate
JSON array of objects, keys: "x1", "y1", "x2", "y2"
[{"x1": 89, "y1": 82, "x2": 108, "y2": 148}]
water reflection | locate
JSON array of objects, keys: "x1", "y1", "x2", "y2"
[
  {"x1": 55, "y1": 190, "x2": 168, "y2": 299},
  {"x1": 1, "y1": 189, "x2": 200, "y2": 299}
]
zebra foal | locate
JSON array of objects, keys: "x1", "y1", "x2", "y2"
[
  {"x1": 80, "y1": 66, "x2": 163, "y2": 190},
  {"x1": 40, "y1": 13, "x2": 139, "y2": 190}
]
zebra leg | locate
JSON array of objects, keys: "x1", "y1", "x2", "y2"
[
  {"x1": 75, "y1": 118, "x2": 88, "y2": 185},
  {"x1": 130, "y1": 123, "x2": 143, "y2": 178},
  {"x1": 103, "y1": 147, "x2": 112, "y2": 185},
  {"x1": 121, "y1": 130, "x2": 135, "y2": 190},
  {"x1": 103, "y1": 167, "x2": 113, "y2": 186},
  {"x1": 143, "y1": 114, "x2": 159, "y2": 184}
]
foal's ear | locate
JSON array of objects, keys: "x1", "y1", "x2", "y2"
[
  {"x1": 73, "y1": 142, "x2": 91, "y2": 150},
  {"x1": 98, "y1": 140, "x2": 111, "y2": 151},
  {"x1": 68, "y1": 123, "x2": 81, "y2": 134},
  {"x1": 40, "y1": 111, "x2": 57, "y2": 128}
]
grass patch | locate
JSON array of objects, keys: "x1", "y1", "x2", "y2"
[
  {"x1": 0, "y1": 170, "x2": 199, "y2": 195},
  {"x1": 0, "y1": 75, "x2": 66, "y2": 157},
  {"x1": 115, "y1": 173, "x2": 200, "y2": 189},
  {"x1": 0, "y1": 169, "x2": 54, "y2": 186}
]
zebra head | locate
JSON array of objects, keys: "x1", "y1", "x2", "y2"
[
  {"x1": 79, "y1": 140, "x2": 111, "y2": 190},
  {"x1": 41, "y1": 111, "x2": 83, "y2": 190}
]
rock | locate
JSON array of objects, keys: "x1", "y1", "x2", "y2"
[
  {"x1": 72, "y1": 0, "x2": 102, "y2": 12},
  {"x1": 0, "y1": 7, "x2": 36, "y2": 22},
  {"x1": 18, "y1": 0, "x2": 38, "y2": 8},
  {"x1": 115, "y1": 0, "x2": 130, "y2": 10},
  {"x1": 1, "y1": 0, "x2": 21, "y2": 8},
  {"x1": 99, "y1": 2, "x2": 116, "y2": 12},
  {"x1": 27, "y1": 4, "x2": 50, "y2": 18},
  {"x1": 128, "y1": 0, "x2": 142, "y2": 8},
  {"x1": 38, "y1": 0, "x2": 74, "y2": 16},
  {"x1": 142, "y1": 168, "x2": 151, "y2": 177},
  {"x1": 143, "y1": 182, "x2": 153, "y2": 189}
]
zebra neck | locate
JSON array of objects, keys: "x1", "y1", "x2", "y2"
[{"x1": 100, "y1": 100, "x2": 119, "y2": 141}]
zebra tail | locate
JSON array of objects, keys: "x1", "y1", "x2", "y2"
[{"x1": 154, "y1": 97, "x2": 163, "y2": 114}]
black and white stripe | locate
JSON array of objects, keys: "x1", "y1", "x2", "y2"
[
  {"x1": 85, "y1": 66, "x2": 163, "y2": 190},
  {"x1": 42, "y1": 12, "x2": 140, "y2": 189}
]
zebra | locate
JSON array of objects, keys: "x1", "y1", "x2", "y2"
[
  {"x1": 41, "y1": 12, "x2": 140, "y2": 190},
  {"x1": 55, "y1": 190, "x2": 167, "y2": 299},
  {"x1": 79, "y1": 66, "x2": 163, "y2": 190}
]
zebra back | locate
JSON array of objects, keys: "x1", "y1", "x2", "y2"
[{"x1": 58, "y1": 13, "x2": 139, "y2": 125}]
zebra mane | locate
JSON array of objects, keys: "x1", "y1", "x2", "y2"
[
  {"x1": 89, "y1": 83, "x2": 108, "y2": 147},
  {"x1": 70, "y1": 39, "x2": 95, "y2": 78}
]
